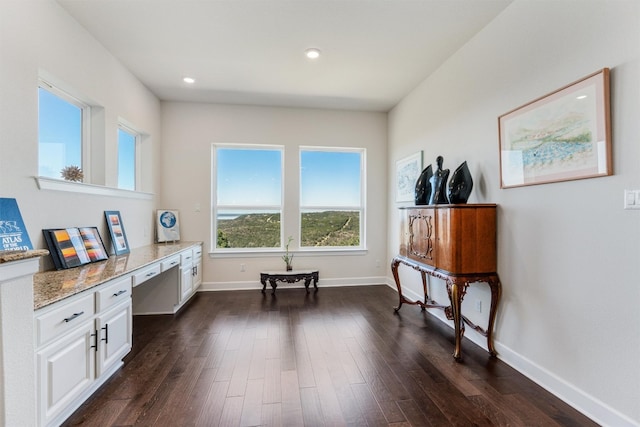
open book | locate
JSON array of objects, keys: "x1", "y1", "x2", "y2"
[{"x1": 43, "y1": 227, "x2": 109, "y2": 270}]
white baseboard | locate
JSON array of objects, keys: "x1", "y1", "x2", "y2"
[{"x1": 198, "y1": 276, "x2": 390, "y2": 292}]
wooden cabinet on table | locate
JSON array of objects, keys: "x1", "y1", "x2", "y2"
[
  {"x1": 35, "y1": 276, "x2": 132, "y2": 427},
  {"x1": 393, "y1": 204, "x2": 501, "y2": 360}
]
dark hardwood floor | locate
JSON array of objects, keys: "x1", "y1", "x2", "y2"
[{"x1": 63, "y1": 285, "x2": 597, "y2": 427}]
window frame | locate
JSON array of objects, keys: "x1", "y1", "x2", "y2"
[
  {"x1": 299, "y1": 146, "x2": 366, "y2": 251},
  {"x1": 38, "y1": 79, "x2": 91, "y2": 181},
  {"x1": 117, "y1": 123, "x2": 141, "y2": 191},
  {"x1": 211, "y1": 143, "x2": 285, "y2": 254}
]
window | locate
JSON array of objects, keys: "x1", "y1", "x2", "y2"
[
  {"x1": 38, "y1": 81, "x2": 89, "y2": 180},
  {"x1": 117, "y1": 126, "x2": 138, "y2": 191},
  {"x1": 213, "y1": 145, "x2": 283, "y2": 250},
  {"x1": 300, "y1": 147, "x2": 365, "y2": 248}
]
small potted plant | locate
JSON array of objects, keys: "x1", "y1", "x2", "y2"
[{"x1": 282, "y1": 236, "x2": 294, "y2": 271}]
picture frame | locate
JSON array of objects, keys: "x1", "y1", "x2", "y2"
[
  {"x1": 42, "y1": 227, "x2": 108, "y2": 270},
  {"x1": 156, "y1": 209, "x2": 180, "y2": 243},
  {"x1": 395, "y1": 151, "x2": 423, "y2": 202},
  {"x1": 498, "y1": 68, "x2": 611, "y2": 189},
  {"x1": 104, "y1": 211, "x2": 130, "y2": 255}
]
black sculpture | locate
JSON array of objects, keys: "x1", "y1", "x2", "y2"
[
  {"x1": 427, "y1": 156, "x2": 450, "y2": 205},
  {"x1": 448, "y1": 161, "x2": 473, "y2": 204},
  {"x1": 414, "y1": 164, "x2": 433, "y2": 205}
]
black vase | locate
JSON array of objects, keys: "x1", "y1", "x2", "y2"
[
  {"x1": 447, "y1": 161, "x2": 473, "y2": 204},
  {"x1": 414, "y1": 165, "x2": 433, "y2": 205}
]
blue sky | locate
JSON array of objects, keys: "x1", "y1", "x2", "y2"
[
  {"x1": 38, "y1": 87, "x2": 82, "y2": 178},
  {"x1": 216, "y1": 148, "x2": 361, "y2": 207}
]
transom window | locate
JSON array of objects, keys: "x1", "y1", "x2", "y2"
[{"x1": 38, "y1": 81, "x2": 89, "y2": 181}]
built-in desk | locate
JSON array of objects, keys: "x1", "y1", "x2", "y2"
[
  {"x1": 33, "y1": 242, "x2": 202, "y2": 310},
  {"x1": 32, "y1": 242, "x2": 202, "y2": 427}
]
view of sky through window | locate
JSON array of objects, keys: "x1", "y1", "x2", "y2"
[
  {"x1": 301, "y1": 150, "x2": 361, "y2": 207},
  {"x1": 216, "y1": 148, "x2": 282, "y2": 206},
  {"x1": 118, "y1": 128, "x2": 136, "y2": 190},
  {"x1": 38, "y1": 87, "x2": 82, "y2": 179}
]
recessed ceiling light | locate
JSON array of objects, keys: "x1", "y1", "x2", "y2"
[
  {"x1": 304, "y1": 48, "x2": 321, "y2": 59},
  {"x1": 183, "y1": 77, "x2": 195, "y2": 84},
  {"x1": 576, "y1": 95, "x2": 587, "y2": 99}
]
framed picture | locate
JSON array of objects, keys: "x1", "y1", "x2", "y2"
[
  {"x1": 156, "y1": 209, "x2": 180, "y2": 242},
  {"x1": 104, "y1": 211, "x2": 130, "y2": 255},
  {"x1": 395, "y1": 151, "x2": 423, "y2": 202},
  {"x1": 42, "y1": 227, "x2": 108, "y2": 270},
  {"x1": 499, "y1": 68, "x2": 611, "y2": 189}
]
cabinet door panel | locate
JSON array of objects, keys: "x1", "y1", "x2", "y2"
[
  {"x1": 180, "y1": 266, "x2": 193, "y2": 302},
  {"x1": 97, "y1": 301, "x2": 132, "y2": 377},
  {"x1": 38, "y1": 323, "x2": 95, "y2": 426},
  {"x1": 407, "y1": 208, "x2": 436, "y2": 266}
]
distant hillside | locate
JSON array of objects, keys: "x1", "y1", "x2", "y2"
[{"x1": 217, "y1": 211, "x2": 359, "y2": 248}]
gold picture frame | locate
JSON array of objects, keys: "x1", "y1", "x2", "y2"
[{"x1": 499, "y1": 68, "x2": 611, "y2": 189}]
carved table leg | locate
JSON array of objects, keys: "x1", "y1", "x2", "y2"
[
  {"x1": 486, "y1": 276, "x2": 502, "y2": 357},
  {"x1": 420, "y1": 270, "x2": 428, "y2": 311},
  {"x1": 260, "y1": 274, "x2": 267, "y2": 294},
  {"x1": 304, "y1": 277, "x2": 311, "y2": 293},
  {"x1": 391, "y1": 258, "x2": 404, "y2": 312},
  {"x1": 269, "y1": 278, "x2": 277, "y2": 295},
  {"x1": 448, "y1": 279, "x2": 464, "y2": 361},
  {"x1": 312, "y1": 272, "x2": 319, "y2": 292}
]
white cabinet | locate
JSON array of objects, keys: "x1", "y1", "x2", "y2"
[
  {"x1": 179, "y1": 249, "x2": 194, "y2": 304},
  {"x1": 192, "y1": 245, "x2": 203, "y2": 290},
  {"x1": 36, "y1": 319, "x2": 95, "y2": 426},
  {"x1": 35, "y1": 276, "x2": 132, "y2": 427}
]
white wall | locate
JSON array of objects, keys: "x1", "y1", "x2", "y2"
[
  {"x1": 160, "y1": 102, "x2": 388, "y2": 288},
  {"x1": 0, "y1": 0, "x2": 161, "y2": 264},
  {"x1": 388, "y1": 1, "x2": 640, "y2": 425}
]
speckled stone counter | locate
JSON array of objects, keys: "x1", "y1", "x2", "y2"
[
  {"x1": 0, "y1": 249, "x2": 50, "y2": 264},
  {"x1": 33, "y1": 242, "x2": 201, "y2": 310}
]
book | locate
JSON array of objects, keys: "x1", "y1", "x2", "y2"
[
  {"x1": 43, "y1": 227, "x2": 109, "y2": 270},
  {"x1": 0, "y1": 198, "x2": 33, "y2": 252}
]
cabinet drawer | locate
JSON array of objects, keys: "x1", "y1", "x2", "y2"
[
  {"x1": 35, "y1": 293, "x2": 95, "y2": 347},
  {"x1": 192, "y1": 245, "x2": 203, "y2": 260},
  {"x1": 96, "y1": 276, "x2": 132, "y2": 312},
  {"x1": 132, "y1": 264, "x2": 161, "y2": 287},
  {"x1": 161, "y1": 255, "x2": 181, "y2": 272},
  {"x1": 181, "y1": 250, "x2": 193, "y2": 265}
]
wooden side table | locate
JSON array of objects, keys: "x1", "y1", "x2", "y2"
[{"x1": 260, "y1": 270, "x2": 319, "y2": 294}]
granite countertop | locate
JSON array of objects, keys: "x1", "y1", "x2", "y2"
[
  {"x1": 0, "y1": 249, "x2": 50, "y2": 264},
  {"x1": 33, "y1": 242, "x2": 202, "y2": 311}
]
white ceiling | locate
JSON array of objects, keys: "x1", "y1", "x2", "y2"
[{"x1": 57, "y1": 0, "x2": 513, "y2": 112}]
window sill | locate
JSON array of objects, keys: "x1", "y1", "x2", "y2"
[
  {"x1": 34, "y1": 176, "x2": 154, "y2": 200},
  {"x1": 209, "y1": 248, "x2": 368, "y2": 258}
]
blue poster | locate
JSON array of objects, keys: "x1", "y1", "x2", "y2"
[{"x1": 0, "y1": 198, "x2": 33, "y2": 251}]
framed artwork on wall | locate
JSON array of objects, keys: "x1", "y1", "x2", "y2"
[
  {"x1": 499, "y1": 68, "x2": 611, "y2": 189},
  {"x1": 156, "y1": 209, "x2": 180, "y2": 243},
  {"x1": 395, "y1": 151, "x2": 422, "y2": 202},
  {"x1": 104, "y1": 211, "x2": 130, "y2": 255}
]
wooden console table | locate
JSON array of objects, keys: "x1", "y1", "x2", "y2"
[
  {"x1": 260, "y1": 270, "x2": 319, "y2": 294},
  {"x1": 393, "y1": 204, "x2": 501, "y2": 361}
]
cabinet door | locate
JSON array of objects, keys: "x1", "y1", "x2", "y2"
[
  {"x1": 406, "y1": 208, "x2": 436, "y2": 266},
  {"x1": 180, "y1": 265, "x2": 193, "y2": 302},
  {"x1": 96, "y1": 300, "x2": 132, "y2": 377},
  {"x1": 37, "y1": 322, "x2": 96, "y2": 426},
  {"x1": 192, "y1": 257, "x2": 202, "y2": 290}
]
